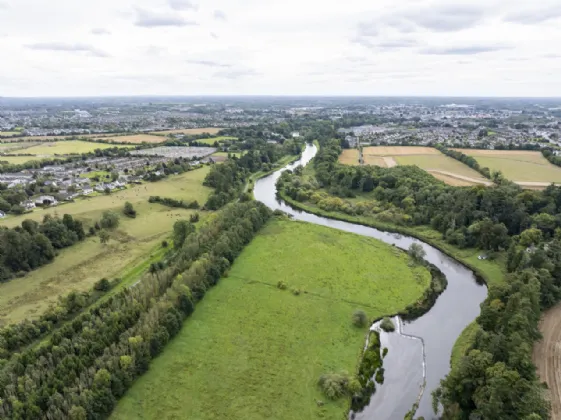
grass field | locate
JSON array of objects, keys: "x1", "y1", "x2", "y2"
[
  {"x1": 94, "y1": 134, "x2": 166, "y2": 144},
  {"x1": 195, "y1": 136, "x2": 238, "y2": 145},
  {"x1": 111, "y1": 218, "x2": 431, "y2": 420},
  {"x1": 0, "y1": 156, "x2": 50, "y2": 164},
  {"x1": 150, "y1": 127, "x2": 222, "y2": 135},
  {"x1": 0, "y1": 167, "x2": 211, "y2": 325},
  {"x1": 0, "y1": 131, "x2": 20, "y2": 137},
  {"x1": 453, "y1": 149, "x2": 561, "y2": 184},
  {"x1": 6, "y1": 140, "x2": 130, "y2": 156},
  {"x1": 362, "y1": 146, "x2": 488, "y2": 186},
  {"x1": 338, "y1": 149, "x2": 360, "y2": 165}
]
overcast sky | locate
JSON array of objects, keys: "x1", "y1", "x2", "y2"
[{"x1": 1, "y1": 0, "x2": 561, "y2": 97}]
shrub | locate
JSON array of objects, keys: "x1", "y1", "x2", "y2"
[
  {"x1": 123, "y1": 201, "x2": 137, "y2": 218},
  {"x1": 292, "y1": 288, "x2": 301, "y2": 296},
  {"x1": 100, "y1": 211, "x2": 119, "y2": 230},
  {"x1": 375, "y1": 367, "x2": 385, "y2": 384},
  {"x1": 94, "y1": 278, "x2": 111, "y2": 292},
  {"x1": 382, "y1": 347, "x2": 388, "y2": 357},
  {"x1": 318, "y1": 371, "x2": 353, "y2": 400},
  {"x1": 352, "y1": 310, "x2": 368, "y2": 328},
  {"x1": 277, "y1": 280, "x2": 287, "y2": 290},
  {"x1": 190, "y1": 213, "x2": 200, "y2": 223},
  {"x1": 380, "y1": 317, "x2": 395, "y2": 332},
  {"x1": 161, "y1": 240, "x2": 169, "y2": 248},
  {"x1": 408, "y1": 243, "x2": 426, "y2": 263}
]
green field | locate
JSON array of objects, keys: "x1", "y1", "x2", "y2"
[
  {"x1": 0, "y1": 155, "x2": 50, "y2": 164},
  {"x1": 196, "y1": 136, "x2": 238, "y2": 145},
  {"x1": 0, "y1": 131, "x2": 20, "y2": 137},
  {"x1": 6, "y1": 140, "x2": 130, "y2": 156},
  {"x1": 0, "y1": 167, "x2": 212, "y2": 325},
  {"x1": 111, "y1": 218, "x2": 431, "y2": 420}
]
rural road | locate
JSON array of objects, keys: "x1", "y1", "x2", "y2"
[
  {"x1": 533, "y1": 303, "x2": 561, "y2": 420},
  {"x1": 426, "y1": 170, "x2": 493, "y2": 186}
]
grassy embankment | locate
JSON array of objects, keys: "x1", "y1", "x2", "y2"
[
  {"x1": 0, "y1": 166, "x2": 212, "y2": 325},
  {"x1": 111, "y1": 218, "x2": 432, "y2": 420}
]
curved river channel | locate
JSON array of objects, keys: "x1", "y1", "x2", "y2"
[{"x1": 253, "y1": 144, "x2": 488, "y2": 419}]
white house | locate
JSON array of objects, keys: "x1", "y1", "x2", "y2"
[
  {"x1": 82, "y1": 188, "x2": 94, "y2": 195},
  {"x1": 35, "y1": 195, "x2": 58, "y2": 206}
]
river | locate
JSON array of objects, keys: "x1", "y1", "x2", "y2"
[{"x1": 253, "y1": 144, "x2": 488, "y2": 419}]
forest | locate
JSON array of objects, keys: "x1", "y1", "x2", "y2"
[
  {"x1": 0, "y1": 200, "x2": 271, "y2": 419},
  {"x1": 277, "y1": 138, "x2": 561, "y2": 419}
]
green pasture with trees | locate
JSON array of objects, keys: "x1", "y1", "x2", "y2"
[{"x1": 111, "y1": 218, "x2": 431, "y2": 420}]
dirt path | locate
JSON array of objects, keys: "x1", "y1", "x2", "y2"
[
  {"x1": 533, "y1": 302, "x2": 561, "y2": 419},
  {"x1": 383, "y1": 156, "x2": 397, "y2": 168},
  {"x1": 426, "y1": 170, "x2": 493, "y2": 186}
]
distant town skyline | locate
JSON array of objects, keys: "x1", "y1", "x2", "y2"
[{"x1": 1, "y1": 0, "x2": 561, "y2": 97}]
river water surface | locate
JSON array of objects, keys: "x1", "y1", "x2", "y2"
[{"x1": 253, "y1": 144, "x2": 488, "y2": 419}]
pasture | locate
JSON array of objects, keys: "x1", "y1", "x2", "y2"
[
  {"x1": 111, "y1": 218, "x2": 431, "y2": 420},
  {"x1": 150, "y1": 127, "x2": 222, "y2": 135},
  {"x1": 338, "y1": 149, "x2": 360, "y2": 165},
  {"x1": 362, "y1": 146, "x2": 489, "y2": 186},
  {"x1": 0, "y1": 131, "x2": 20, "y2": 137},
  {"x1": 453, "y1": 149, "x2": 561, "y2": 185},
  {"x1": 0, "y1": 156, "x2": 50, "y2": 165},
  {"x1": 0, "y1": 167, "x2": 211, "y2": 325},
  {"x1": 6, "y1": 140, "x2": 129, "y2": 156},
  {"x1": 195, "y1": 136, "x2": 238, "y2": 145}
]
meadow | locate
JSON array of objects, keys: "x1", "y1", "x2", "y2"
[
  {"x1": 6, "y1": 140, "x2": 130, "y2": 156},
  {"x1": 111, "y1": 218, "x2": 431, "y2": 420},
  {"x1": 453, "y1": 149, "x2": 561, "y2": 185},
  {"x1": 0, "y1": 167, "x2": 211, "y2": 325},
  {"x1": 93, "y1": 134, "x2": 166, "y2": 144},
  {"x1": 0, "y1": 131, "x2": 20, "y2": 137},
  {"x1": 150, "y1": 127, "x2": 222, "y2": 135},
  {"x1": 338, "y1": 149, "x2": 360, "y2": 165},
  {"x1": 362, "y1": 146, "x2": 489, "y2": 186},
  {"x1": 195, "y1": 136, "x2": 238, "y2": 145}
]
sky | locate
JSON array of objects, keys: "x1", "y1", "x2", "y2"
[{"x1": 1, "y1": 0, "x2": 561, "y2": 97}]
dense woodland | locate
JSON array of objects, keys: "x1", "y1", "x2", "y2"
[
  {"x1": 278, "y1": 138, "x2": 561, "y2": 419},
  {"x1": 0, "y1": 201, "x2": 271, "y2": 419}
]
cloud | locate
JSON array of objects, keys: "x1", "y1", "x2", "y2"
[
  {"x1": 0, "y1": 1, "x2": 8, "y2": 9},
  {"x1": 210, "y1": 32, "x2": 218, "y2": 39},
  {"x1": 213, "y1": 10, "x2": 227, "y2": 21},
  {"x1": 91, "y1": 28, "x2": 111, "y2": 35},
  {"x1": 214, "y1": 69, "x2": 259, "y2": 79},
  {"x1": 26, "y1": 42, "x2": 109, "y2": 57},
  {"x1": 504, "y1": 5, "x2": 561, "y2": 24},
  {"x1": 352, "y1": 36, "x2": 416, "y2": 50},
  {"x1": 420, "y1": 45, "x2": 509, "y2": 55},
  {"x1": 544, "y1": 53, "x2": 561, "y2": 58},
  {"x1": 187, "y1": 59, "x2": 231, "y2": 68},
  {"x1": 404, "y1": 5, "x2": 486, "y2": 32},
  {"x1": 134, "y1": 8, "x2": 197, "y2": 27},
  {"x1": 168, "y1": 0, "x2": 198, "y2": 11}
]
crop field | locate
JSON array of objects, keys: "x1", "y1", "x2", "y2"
[
  {"x1": 361, "y1": 146, "x2": 489, "y2": 186},
  {"x1": 150, "y1": 127, "x2": 222, "y2": 135},
  {"x1": 0, "y1": 167, "x2": 211, "y2": 325},
  {"x1": 453, "y1": 149, "x2": 561, "y2": 185},
  {"x1": 338, "y1": 149, "x2": 360, "y2": 165},
  {"x1": 6, "y1": 140, "x2": 130, "y2": 156},
  {"x1": 111, "y1": 218, "x2": 431, "y2": 420},
  {"x1": 94, "y1": 134, "x2": 166, "y2": 144}
]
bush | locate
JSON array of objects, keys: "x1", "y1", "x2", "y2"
[
  {"x1": 380, "y1": 317, "x2": 395, "y2": 332},
  {"x1": 123, "y1": 201, "x2": 137, "y2": 218},
  {"x1": 277, "y1": 280, "x2": 287, "y2": 290},
  {"x1": 94, "y1": 278, "x2": 111, "y2": 292},
  {"x1": 189, "y1": 213, "x2": 200, "y2": 223},
  {"x1": 375, "y1": 367, "x2": 385, "y2": 384},
  {"x1": 382, "y1": 347, "x2": 388, "y2": 357},
  {"x1": 318, "y1": 371, "x2": 354, "y2": 400},
  {"x1": 408, "y1": 243, "x2": 426, "y2": 263},
  {"x1": 161, "y1": 240, "x2": 169, "y2": 248},
  {"x1": 352, "y1": 310, "x2": 368, "y2": 328},
  {"x1": 292, "y1": 288, "x2": 301, "y2": 296},
  {"x1": 100, "y1": 211, "x2": 119, "y2": 230}
]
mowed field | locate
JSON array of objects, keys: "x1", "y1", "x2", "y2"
[
  {"x1": 338, "y1": 149, "x2": 360, "y2": 165},
  {"x1": 111, "y1": 218, "x2": 431, "y2": 420},
  {"x1": 195, "y1": 136, "x2": 238, "y2": 145},
  {"x1": 362, "y1": 146, "x2": 490, "y2": 186},
  {"x1": 93, "y1": 134, "x2": 166, "y2": 144},
  {"x1": 0, "y1": 167, "x2": 211, "y2": 325},
  {"x1": 150, "y1": 127, "x2": 222, "y2": 135},
  {"x1": 453, "y1": 149, "x2": 561, "y2": 185},
  {"x1": 6, "y1": 140, "x2": 130, "y2": 156}
]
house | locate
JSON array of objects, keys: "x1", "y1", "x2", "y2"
[
  {"x1": 0, "y1": 211, "x2": 5, "y2": 218},
  {"x1": 20, "y1": 200, "x2": 36, "y2": 210},
  {"x1": 82, "y1": 188, "x2": 94, "y2": 195},
  {"x1": 35, "y1": 195, "x2": 58, "y2": 206}
]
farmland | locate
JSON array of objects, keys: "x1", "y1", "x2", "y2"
[
  {"x1": 361, "y1": 146, "x2": 489, "y2": 186},
  {"x1": 6, "y1": 140, "x2": 130, "y2": 156},
  {"x1": 195, "y1": 136, "x2": 238, "y2": 145},
  {"x1": 111, "y1": 218, "x2": 431, "y2": 420},
  {"x1": 338, "y1": 149, "x2": 360, "y2": 165},
  {"x1": 453, "y1": 149, "x2": 561, "y2": 185},
  {"x1": 0, "y1": 131, "x2": 20, "y2": 137},
  {"x1": 150, "y1": 127, "x2": 222, "y2": 135},
  {"x1": 0, "y1": 167, "x2": 211, "y2": 325}
]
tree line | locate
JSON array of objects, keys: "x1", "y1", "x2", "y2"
[
  {"x1": 148, "y1": 196, "x2": 200, "y2": 210},
  {"x1": 0, "y1": 201, "x2": 271, "y2": 419},
  {"x1": 278, "y1": 138, "x2": 561, "y2": 419},
  {"x1": 0, "y1": 214, "x2": 85, "y2": 282}
]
